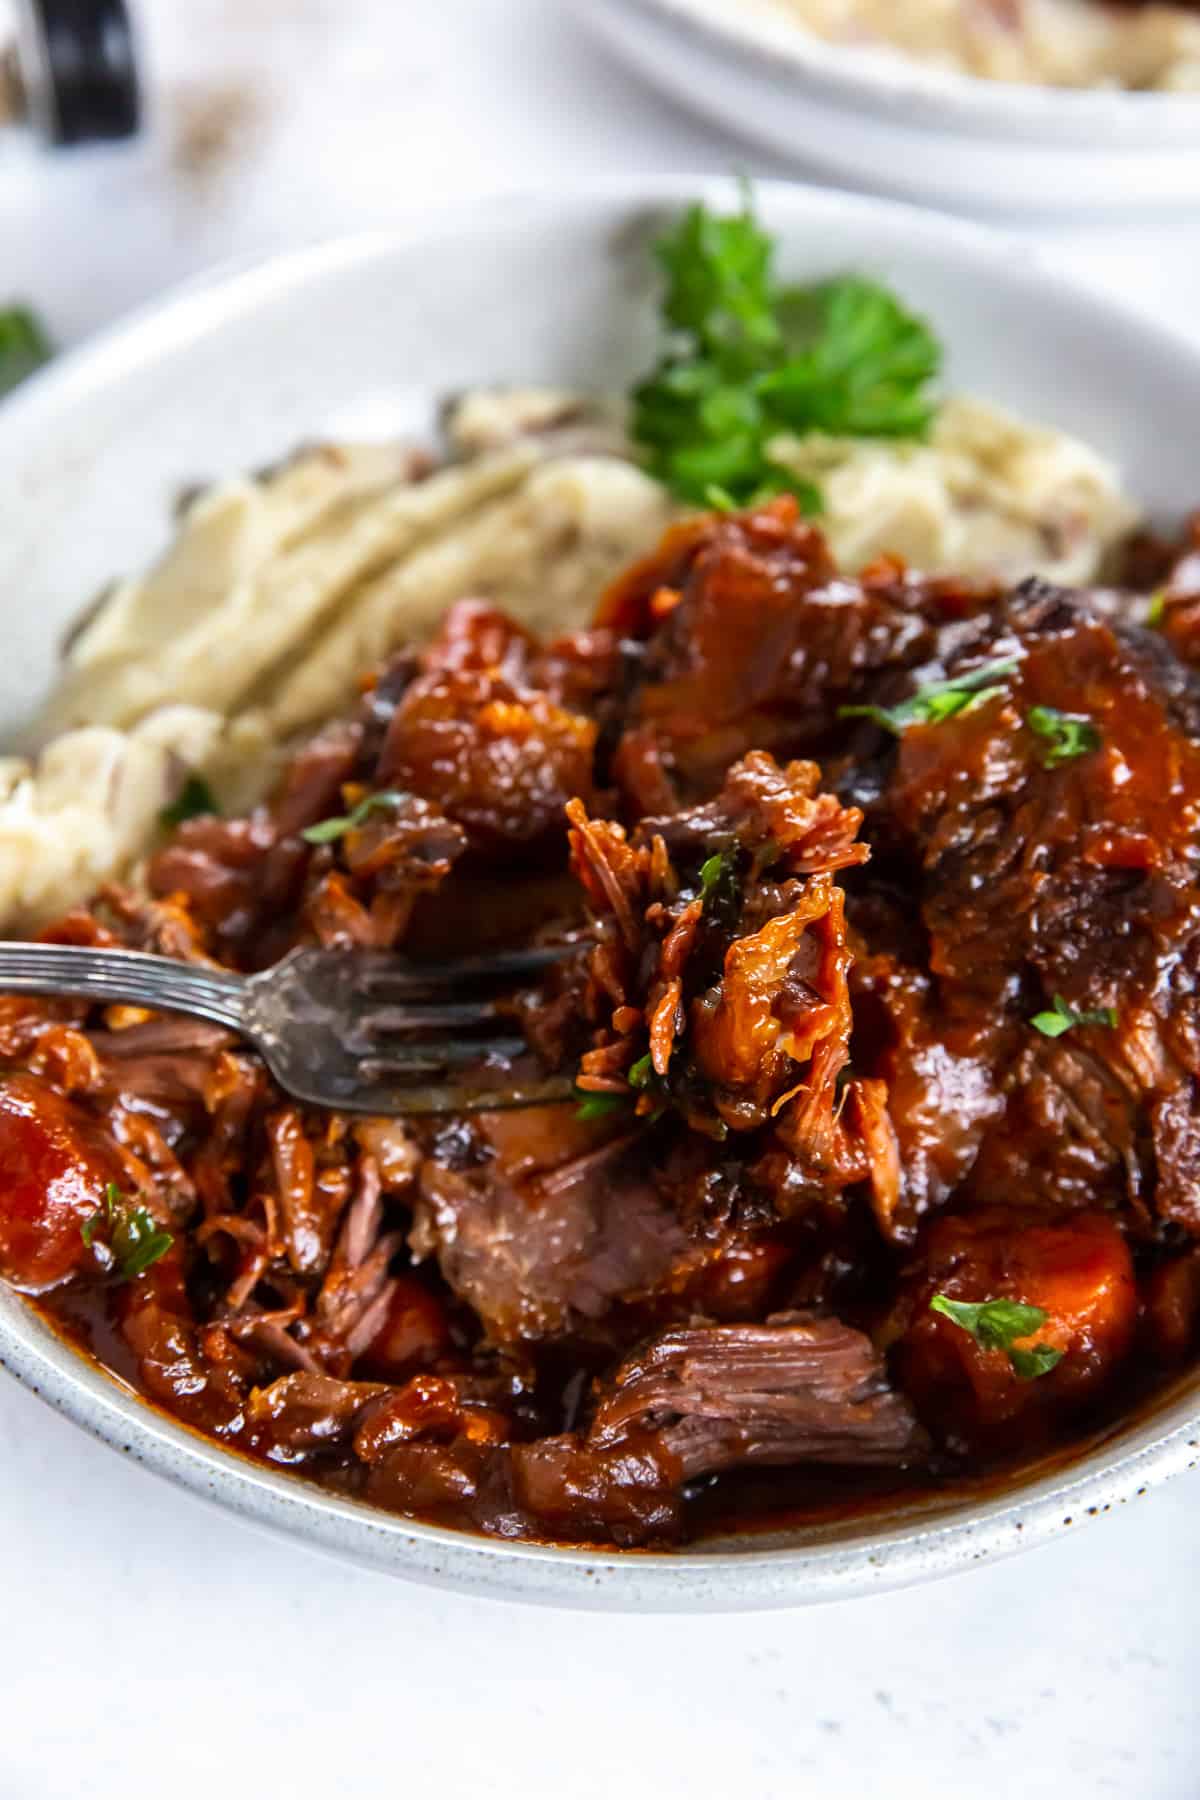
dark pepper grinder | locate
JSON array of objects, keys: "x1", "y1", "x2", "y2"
[{"x1": 0, "y1": 0, "x2": 140, "y2": 145}]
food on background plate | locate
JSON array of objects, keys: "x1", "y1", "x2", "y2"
[
  {"x1": 741, "y1": 0, "x2": 1200, "y2": 91},
  {"x1": 0, "y1": 196, "x2": 1192, "y2": 1550}
]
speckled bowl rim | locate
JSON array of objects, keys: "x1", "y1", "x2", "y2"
[
  {"x1": 593, "y1": 0, "x2": 1200, "y2": 143},
  {"x1": 4, "y1": 1282, "x2": 1199, "y2": 1610},
  {"x1": 3, "y1": 176, "x2": 1200, "y2": 1608}
]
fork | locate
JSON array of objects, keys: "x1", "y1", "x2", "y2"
[{"x1": 0, "y1": 942, "x2": 578, "y2": 1115}]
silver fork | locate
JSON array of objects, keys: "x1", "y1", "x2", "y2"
[{"x1": 0, "y1": 942, "x2": 578, "y2": 1115}]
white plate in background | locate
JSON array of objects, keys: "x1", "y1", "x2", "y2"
[{"x1": 578, "y1": 0, "x2": 1200, "y2": 215}]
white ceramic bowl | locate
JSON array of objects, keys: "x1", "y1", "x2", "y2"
[
  {"x1": 579, "y1": 0, "x2": 1200, "y2": 215},
  {"x1": 3, "y1": 178, "x2": 1200, "y2": 1609}
]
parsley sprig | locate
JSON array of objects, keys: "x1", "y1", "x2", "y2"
[
  {"x1": 575, "y1": 1058, "x2": 664, "y2": 1121},
  {"x1": 631, "y1": 194, "x2": 941, "y2": 510},
  {"x1": 574, "y1": 1088, "x2": 630, "y2": 1122},
  {"x1": 1027, "y1": 706, "x2": 1100, "y2": 769},
  {"x1": 0, "y1": 305, "x2": 52, "y2": 398},
  {"x1": 697, "y1": 847, "x2": 742, "y2": 927},
  {"x1": 160, "y1": 772, "x2": 219, "y2": 828},
  {"x1": 301, "y1": 789, "x2": 408, "y2": 846},
  {"x1": 930, "y1": 1295, "x2": 1063, "y2": 1381},
  {"x1": 81, "y1": 1183, "x2": 174, "y2": 1280},
  {"x1": 838, "y1": 656, "x2": 1019, "y2": 738},
  {"x1": 1031, "y1": 994, "x2": 1117, "y2": 1039},
  {"x1": 698, "y1": 851, "x2": 730, "y2": 899}
]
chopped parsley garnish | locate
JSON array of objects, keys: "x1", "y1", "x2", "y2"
[
  {"x1": 1026, "y1": 705, "x2": 1101, "y2": 769},
  {"x1": 575, "y1": 1053, "x2": 668, "y2": 1119},
  {"x1": 930, "y1": 1294, "x2": 1063, "y2": 1381},
  {"x1": 575, "y1": 1088, "x2": 630, "y2": 1122},
  {"x1": 1146, "y1": 590, "x2": 1167, "y2": 628},
  {"x1": 631, "y1": 191, "x2": 940, "y2": 510},
  {"x1": 1009, "y1": 1343, "x2": 1065, "y2": 1381},
  {"x1": 697, "y1": 847, "x2": 741, "y2": 926},
  {"x1": 838, "y1": 656, "x2": 1019, "y2": 738},
  {"x1": 1030, "y1": 994, "x2": 1117, "y2": 1039},
  {"x1": 0, "y1": 305, "x2": 52, "y2": 397},
  {"x1": 301, "y1": 789, "x2": 408, "y2": 845},
  {"x1": 159, "y1": 772, "x2": 218, "y2": 827},
  {"x1": 699, "y1": 851, "x2": 729, "y2": 897},
  {"x1": 81, "y1": 1183, "x2": 174, "y2": 1280}
]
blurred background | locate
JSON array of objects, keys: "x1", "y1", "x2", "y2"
[{"x1": 3, "y1": 0, "x2": 1199, "y2": 347}]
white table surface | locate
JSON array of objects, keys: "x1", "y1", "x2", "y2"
[{"x1": 2, "y1": 5, "x2": 1198, "y2": 1796}]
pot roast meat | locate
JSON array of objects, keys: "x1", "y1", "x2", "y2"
[
  {"x1": 506, "y1": 1433, "x2": 684, "y2": 1545},
  {"x1": 245, "y1": 1370, "x2": 391, "y2": 1453},
  {"x1": 11, "y1": 496, "x2": 1200, "y2": 1548},
  {"x1": 847, "y1": 939, "x2": 1003, "y2": 1243},
  {"x1": 377, "y1": 599, "x2": 597, "y2": 852},
  {"x1": 841, "y1": 579, "x2": 1200, "y2": 1234},
  {"x1": 411, "y1": 1111, "x2": 706, "y2": 1347},
  {"x1": 568, "y1": 751, "x2": 870, "y2": 1151},
  {"x1": 588, "y1": 1311, "x2": 927, "y2": 1476},
  {"x1": 360, "y1": 1314, "x2": 924, "y2": 1547},
  {"x1": 595, "y1": 495, "x2": 997, "y2": 801}
]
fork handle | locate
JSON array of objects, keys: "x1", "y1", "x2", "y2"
[{"x1": 0, "y1": 942, "x2": 248, "y2": 1031}]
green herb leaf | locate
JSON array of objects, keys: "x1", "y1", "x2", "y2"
[
  {"x1": 0, "y1": 305, "x2": 52, "y2": 398},
  {"x1": 301, "y1": 789, "x2": 408, "y2": 846},
  {"x1": 1146, "y1": 589, "x2": 1167, "y2": 628},
  {"x1": 1026, "y1": 705, "x2": 1101, "y2": 769},
  {"x1": 574, "y1": 1087, "x2": 630, "y2": 1122},
  {"x1": 698, "y1": 851, "x2": 730, "y2": 897},
  {"x1": 838, "y1": 656, "x2": 1019, "y2": 738},
  {"x1": 760, "y1": 276, "x2": 941, "y2": 440},
  {"x1": 930, "y1": 1293, "x2": 1062, "y2": 1381},
  {"x1": 631, "y1": 194, "x2": 940, "y2": 510},
  {"x1": 627, "y1": 1053, "x2": 656, "y2": 1090},
  {"x1": 1009, "y1": 1343, "x2": 1065, "y2": 1381},
  {"x1": 113, "y1": 1214, "x2": 176, "y2": 1279},
  {"x1": 159, "y1": 772, "x2": 219, "y2": 828},
  {"x1": 930, "y1": 1294, "x2": 1046, "y2": 1350},
  {"x1": 81, "y1": 1182, "x2": 173, "y2": 1280},
  {"x1": 1030, "y1": 994, "x2": 1118, "y2": 1039}
]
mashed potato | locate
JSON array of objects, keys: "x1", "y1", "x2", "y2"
[
  {"x1": 748, "y1": 0, "x2": 1200, "y2": 90},
  {"x1": 0, "y1": 387, "x2": 1137, "y2": 929},
  {"x1": 773, "y1": 395, "x2": 1136, "y2": 585}
]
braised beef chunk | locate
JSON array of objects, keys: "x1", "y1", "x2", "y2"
[
  {"x1": 856, "y1": 579, "x2": 1200, "y2": 1234},
  {"x1": 411, "y1": 1115, "x2": 704, "y2": 1347},
  {"x1": 589, "y1": 1312, "x2": 926, "y2": 1475},
  {"x1": 507, "y1": 1434, "x2": 683, "y2": 1546},
  {"x1": 378, "y1": 600, "x2": 597, "y2": 853},
  {"x1": 7, "y1": 496, "x2": 1200, "y2": 1548},
  {"x1": 595, "y1": 496, "x2": 999, "y2": 802},
  {"x1": 357, "y1": 1315, "x2": 924, "y2": 1548}
]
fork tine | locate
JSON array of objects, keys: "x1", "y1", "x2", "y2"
[
  {"x1": 339, "y1": 1072, "x2": 578, "y2": 1117},
  {"x1": 247, "y1": 945, "x2": 585, "y2": 1117},
  {"x1": 358, "y1": 998, "x2": 502, "y2": 1035},
  {"x1": 358, "y1": 1036, "x2": 530, "y2": 1079},
  {"x1": 356, "y1": 944, "x2": 576, "y2": 996}
]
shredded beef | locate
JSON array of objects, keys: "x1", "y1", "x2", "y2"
[{"x1": 588, "y1": 1312, "x2": 926, "y2": 1474}]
